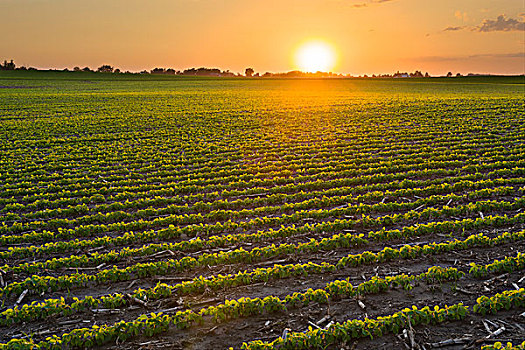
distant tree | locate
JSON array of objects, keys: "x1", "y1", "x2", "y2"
[
  {"x1": 446, "y1": 72, "x2": 453, "y2": 77},
  {"x1": 1, "y1": 59, "x2": 16, "y2": 70},
  {"x1": 245, "y1": 68, "x2": 254, "y2": 77},
  {"x1": 166, "y1": 68, "x2": 176, "y2": 75},
  {"x1": 182, "y1": 67, "x2": 223, "y2": 76},
  {"x1": 222, "y1": 70, "x2": 235, "y2": 77},
  {"x1": 97, "y1": 65, "x2": 114, "y2": 73},
  {"x1": 425, "y1": 72, "x2": 430, "y2": 78},
  {"x1": 151, "y1": 68, "x2": 166, "y2": 74},
  {"x1": 114, "y1": 68, "x2": 121, "y2": 74},
  {"x1": 73, "y1": 67, "x2": 81, "y2": 72},
  {"x1": 456, "y1": 73, "x2": 462, "y2": 77},
  {"x1": 82, "y1": 67, "x2": 92, "y2": 72},
  {"x1": 98, "y1": 65, "x2": 113, "y2": 73}
]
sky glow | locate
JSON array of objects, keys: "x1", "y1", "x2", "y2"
[{"x1": 0, "y1": 0, "x2": 523, "y2": 75}]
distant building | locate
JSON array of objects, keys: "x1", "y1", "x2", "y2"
[{"x1": 393, "y1": 71, "x2": 409, "y2": 78}]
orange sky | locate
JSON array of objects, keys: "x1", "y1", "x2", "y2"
[{"x1": 1, "y1": 0, "x2": 523, "y2": 75}]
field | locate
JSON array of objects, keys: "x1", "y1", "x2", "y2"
[{"x1": 0, "y1": 72, "x2": 524, "y2": 349}]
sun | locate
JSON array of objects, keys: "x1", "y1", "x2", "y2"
[{"x1": 295, "y1": 41, "x2": 336, "y2": 73}]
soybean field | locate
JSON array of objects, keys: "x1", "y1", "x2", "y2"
[{"x1": 0, "y1": 72, "x2": 524, "y2": 349}]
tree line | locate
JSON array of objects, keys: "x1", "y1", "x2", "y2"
[{"x1": 1, "y1": 59, "x2": 485, "y2": 78}]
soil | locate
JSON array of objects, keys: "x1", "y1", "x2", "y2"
[{"x1": 2, "y1": 234, "x2": 524, "y2": 349}]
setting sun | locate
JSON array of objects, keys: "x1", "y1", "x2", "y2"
[{"x1": 295, "y1": 41, "x2": 336, "y2": 73}]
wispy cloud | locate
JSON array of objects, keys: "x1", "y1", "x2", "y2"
[
  {"x1": 351, "y1": 0, "x2": 396, "y2": 8},
  {"x1": 443, "y1": 26, "x2": 467, "y2": 31},
  {"x1": 442, "y1": 15, "x2": 524, "y2": 33},
  {"x1": 472, "y1": 53, "x2": 524, "y2": 58},
  {"x1": 475, "y1": 15, "x2": 525, "y2": 32},
  {"x1": 419, "y1": 52, "x2": 524, "y2": 62}
]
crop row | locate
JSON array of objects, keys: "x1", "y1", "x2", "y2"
[
  {"x1": 469, "y1": 252, "x2": 525, "y2": 277},
  {"x1": 3, "y1": 144, "x2": 496, "y2": 194},
  {"x1": 0, "y1": 264, "x2": 463, "y2": 327},
  {"x1": 4, "y1": 235, "x2": 523, "y2": 329},
  {"x1": 3, "y1": 186, "x2": 523, "y2": 248},
  {"x1": 4, "y1": 202, "x2": 524, "y2": 277},
  {"x1": 5, "y1": 173, "x2": 523, "y2": 224},
  {"x1": 3, "y1": 132, "x2": 520, "y2": 192},
  {"x1": 482, "y1": 342, "x2": 525, "y2": 350},
  {"x1": 2, "y1": 182, "x2": 518, "y2": 238},
  {"x1": 2, "y1": 224, "x2": 523, "y2": 302},
  {"x1": 2, "y1": 160, "x2": 522, "y2": 221},
  {"x1": 3, "y1": 275, "x2": 523, "y2": 349},
  {"x1": 241, "y1": 288, "x2": 525, "y2": 349},
  {"x1": 3, "y1": 199, "x2": 525, "y2": 276},
  {"x1": 2, "y1": 154, "x2": 524, "y2": 210},
  {"x1": 7, "y1": 176, "x2": 510, "y2": 225},
  {"x1": 3, "y1": 166, "x2": 522, "y2": 225}
]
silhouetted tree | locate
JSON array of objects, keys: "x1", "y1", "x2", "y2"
[
  {"x1": 182, "y1": 67, "x2": 223, "y2": 76},
  {"x1": 425, "y1": 72, "x2": 430, "y2": 78},
  {"x1": 245, "y1": 68, "x2": 254, "y2": 77},
  {"x1": 410, "y1": 70, "x2": 424, "y2": 78},
  {"x1": 97, "y1": 65, "x2": 114, "y2": 73},
  {"x1": 456, "y1": 73, "x2": 462, "y2": 77},
  {"x1": 447, "y1": 72, "x2": 453, "y2": 77},
  {"x1": 73, "y1": 67, "x2": 81, "y2": 72},
  {"x1": 82, "y1": 67, "x2": 92, "y2": 72},
  {"x1": 1, "y1": 59, "x2": 16, "y2": 70},
  {"x1": 200, "y1": 68, "x2": 219, "y2": 76}
]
